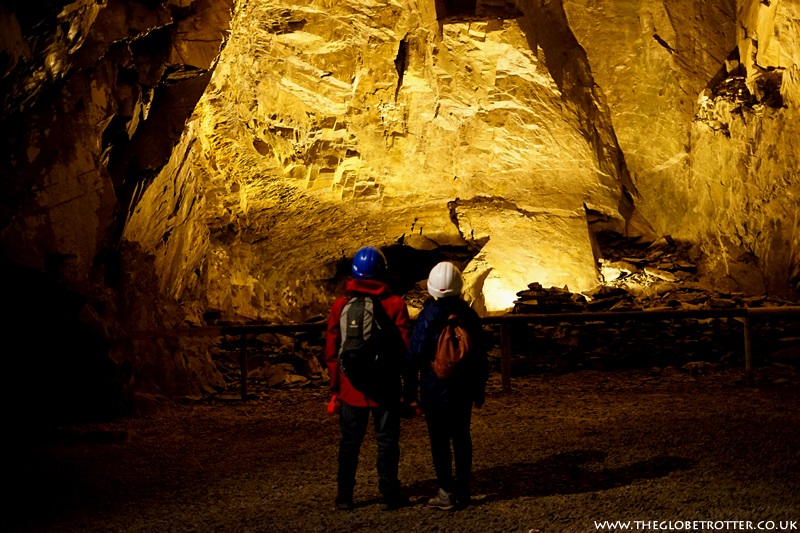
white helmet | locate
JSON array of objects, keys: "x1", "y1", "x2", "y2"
[{"x1": 427, "y1": 261, "x2": 463, "y2": 298}]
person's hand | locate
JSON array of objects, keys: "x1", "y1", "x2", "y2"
[
  {"x1": 400, "y1": 401, "x2": 422, "y2": 419},
  {"x1": 327, "y1": 394, "x2": 341, "y2": 415},
  {"x1": 474, "y1": 393, "x2": 485, "y2": 409}
]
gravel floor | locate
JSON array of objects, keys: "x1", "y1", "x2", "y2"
[{"x1": 10, "y1": 365, "x2": 800, "y2": 533}]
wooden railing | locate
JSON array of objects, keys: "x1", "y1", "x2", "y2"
[{"x1": 133, "y1": 305, "x2": 800, "y2": 400}]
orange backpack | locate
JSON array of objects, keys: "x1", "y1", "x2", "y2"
[{"x1": 433, "y1": 314, "x2": 473, "y2": 379}]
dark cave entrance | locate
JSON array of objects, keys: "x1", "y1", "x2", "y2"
[
  {"x1": 332, "y1": 243, "x2": 480, "y2": 305},
  {"x1": 435, "y1": 0, "x2": 478, "y2": 19}
]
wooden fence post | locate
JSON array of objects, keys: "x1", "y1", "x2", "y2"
[
  {"x1": 501, "y1": 324, "x2": 512, "y2": 393},
  {"x1": 743, "y1": 316, "x2": 753, "y2": 387},
  {"x1": 240, "y1": 333, "x2": 248, "y2": 400}
]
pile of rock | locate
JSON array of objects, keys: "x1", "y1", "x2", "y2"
[
  {"x1": 710, "y1": 76, "x2": 757, "y2": 106},
  {"x1": 514, "y1": 283, "x2": 587, "y2": 314},
  {"x1": 211, "y1": 330, "x2": 328, "y2": 398},
  {"x1": 507, "y1": 233, "x2": 800, "y2": 374}
]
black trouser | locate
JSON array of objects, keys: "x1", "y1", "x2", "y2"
[
  {"x1": 338, "y1": 402, "x2": 401, "y2": 499},
  {"x1": 424, "y1": 400, "x2": 473, "y2": 500}
]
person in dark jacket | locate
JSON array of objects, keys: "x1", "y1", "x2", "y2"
[
  {"x1": 324, "y1": 246, "x2": 413, "y2": 512},
  {"x1": 405, "y1": 261, "x2": 489, "y2": 510}
]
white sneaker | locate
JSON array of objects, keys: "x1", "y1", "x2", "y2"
[{"x1": 427, "y1": 488, "x2": 455, "y2": 511}]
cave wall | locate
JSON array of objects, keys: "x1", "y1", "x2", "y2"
[
  {"x1": 562, "y1": 0, "x2": 800, "y2": 294},
  {"x1": 124, "y1": 0, "x2": 642, "y2": 321},
  {"x1": 0, "y1": 0, "x2": 234, "y2": 411},
  {"x1": 125, "y1": 0, "x2": 799, "y2": 326},
  {"x1": 1, "y1": 0, "x2": 799, "y2": 412}
]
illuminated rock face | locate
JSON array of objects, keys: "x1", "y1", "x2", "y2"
[
  {"x1": 122, "y1": 0, "x2": 800, "y2": 323},
  {"x1": 562, "y1": 0, "x2": 800, "y2": 294},
  {"x1": 125, "y1": 0, "x2": 638, "y2": 319}
]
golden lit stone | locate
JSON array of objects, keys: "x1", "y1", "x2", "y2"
[{"x1": 125, "y1": 0, "x2": 636, "y2": 319}]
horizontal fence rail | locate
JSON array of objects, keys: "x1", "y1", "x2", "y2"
[{"x1": 132, "y1": 306, "x2": 800, "y2": 400}]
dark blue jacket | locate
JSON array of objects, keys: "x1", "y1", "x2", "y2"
[{"x1": 405, "y1": 296, "x2": 489, "y2": 409}]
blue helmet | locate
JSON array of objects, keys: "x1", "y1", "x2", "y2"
[{"x1": 351, "y1": 246, "x2": 387, "y2": 279}]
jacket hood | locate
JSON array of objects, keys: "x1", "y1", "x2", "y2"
[{"x1": 345, "y1": 278, "x2": 393, "y2": 298}]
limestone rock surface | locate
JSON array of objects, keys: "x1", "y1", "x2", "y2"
[
  {"x1": 125, "y1": 0, "x2": 636, "y2": 319},
  {"x1": 563, "y1": 0, "x2": 799, "y2": 295}
]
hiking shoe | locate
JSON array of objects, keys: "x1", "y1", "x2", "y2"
[
  {"x1": 427, "y1": 488, "x2": 455, "y2": 511},
  {"x1": 381, "y1": 493, "x2": 409, "y2": 511},
  {"x1": 335, "y1": 499, "x2": 354, "y2": 511},
  {"x1": 454, "y1": 494, "x2": 472, "y2": 509},
  {"x1": 335, "y1": 492, "x2": 354, "y2": 511}
]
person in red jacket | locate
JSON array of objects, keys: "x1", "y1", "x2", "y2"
[{"x1": 324, "y1": 246, "x2": 412, "y2": 511}]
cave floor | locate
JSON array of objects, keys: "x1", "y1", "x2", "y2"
[{"x1": 10, "y1": 365, "x2": 800, "y2": 533}]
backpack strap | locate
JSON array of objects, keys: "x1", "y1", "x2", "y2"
[{"x1": 446, "y1": 313, "x2": 461, "y2": 325}]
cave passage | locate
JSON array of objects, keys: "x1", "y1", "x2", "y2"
[{"x1": 332, "y1": 244, "x2": 480, "y2": 301}]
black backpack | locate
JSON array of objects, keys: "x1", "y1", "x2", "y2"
[{"x1": 338, "y1": 295, "x2": 400, "y2": 399}]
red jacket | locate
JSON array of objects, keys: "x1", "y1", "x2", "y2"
[{"x1": 325, "y1": 279, "x2": 412, "y2": 407}]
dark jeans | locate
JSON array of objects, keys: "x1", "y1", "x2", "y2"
[
  {"x1": 338, "y1": 402, "x2": 401, "y2": 499},
  {"x1": 424, "y1": 400, "x2": 473, "y2": 499}
]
